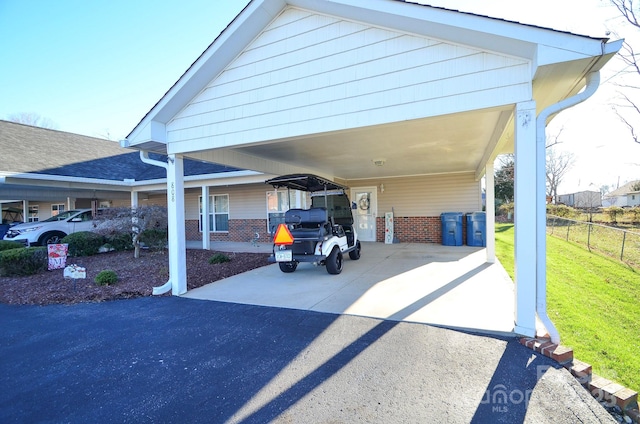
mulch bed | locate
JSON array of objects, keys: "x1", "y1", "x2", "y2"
[{"x1": 0, "y1": 249, "x2": 270, "y2": 306}]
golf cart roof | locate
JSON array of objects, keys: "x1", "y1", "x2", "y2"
[{"x1": 266, "y1": 174, "x2": 348, "y2": 192}]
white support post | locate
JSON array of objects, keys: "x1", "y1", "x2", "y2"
[
  {"x1": 485, "y1": 163, "x2": 496, "y2": 264},
  {"x1": 22, "y1": 200, "x2": 28, "y2": 223},
  {"x1": 131, "y1": 191, "x2": 139, "y2": 210},
  {"x1": 201, "y1": 185, "x2": 210, "y2": 250},
  {"x1": 513, "y1": 101, "x2": 537, "y2": 337},
  {"x1": 167, "y1": 154, "x2": 187, "y2": 295}
]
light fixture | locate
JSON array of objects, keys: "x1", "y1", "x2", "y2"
[
  {"x1": 380, "y1": 184, "x2": 385, "y2": 193},
  {"x1": 373, "y1": 158, "x2": 386, "y2": 167}
]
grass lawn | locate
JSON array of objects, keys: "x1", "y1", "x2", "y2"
[{"x1": 495, "y1": 224, "x2": 640, "y2": 392}]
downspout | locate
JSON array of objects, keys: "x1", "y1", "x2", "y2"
[
  {"x1": 138, "y1": 150, "x2": 172, "y2": 295},
  {"x1": 535, "y1": 71, "x2": 601, "y2": 343}
]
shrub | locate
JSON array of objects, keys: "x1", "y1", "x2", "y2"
[
  {"x1": 625, "y1": 206, "x2": 640, "y2": 224},
  {"x1": 604, "y1": 206, "x2": 625, "y2": 224},
  {"x1": 104, "y1": 232, "x2": 133, "y2": 252},
  {"x1": 95, "y1": 270, "x2": 118, "y2": 286},
  {"x1": 140, "y1": 229, "x2": 168, "y2": 251},
  {"x1": 62, "y1": 232, "x2": 105, "y2": 257},
  {"x1": 547, "y1": 204, "x2": 577, "y2": 218},
  {"x1": 0, "y1": 240, "x2": 23, "y2": 252},
  {"x1": 209, "y1": 253, "x2": 231, "y2": 264},
  {"x1": 0, "y1": 247, "x2": 47, "y2": 277}
]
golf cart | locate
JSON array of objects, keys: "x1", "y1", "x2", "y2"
[{"x1": 266, "y1": 174, "x2": 361, "y2": 274}]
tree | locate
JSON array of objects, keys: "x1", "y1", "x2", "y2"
[
  {"x1": 494, "y1": 154, "x2": 514, "y2": 205},
  {"x1": 608, "y1": 0, "x2": 640, "y2": 144},
  {"x1": 93, "y1": 206, "x2": 168, "y2": 258},
  {"x1": 546, "y1": 148, "x2": 575, "y2": 204},
  {"x1": 7, "y1": 112, "x2": 58, "y2": 129}
]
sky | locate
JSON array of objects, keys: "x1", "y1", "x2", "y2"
[{"x1": 0, "y1": 0, "x2": 638, "y2": 193}]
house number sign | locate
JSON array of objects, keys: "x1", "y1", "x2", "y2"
[{"x1": 170, "y1": 182, "x2": 175, "y2": 203}]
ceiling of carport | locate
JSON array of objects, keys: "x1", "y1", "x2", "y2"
[{"x1": 185, "y1": 106, "x2": 513, "y2": 181}]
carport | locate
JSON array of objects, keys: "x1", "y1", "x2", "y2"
[{"x1": 122, "y1": 0, "x2": 621, "y2": 340}]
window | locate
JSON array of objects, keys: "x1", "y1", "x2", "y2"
[
  {"x1": 28, "y1": 205, "x2": 39, "y2": 222},
  {"x1": 199, "y1": 194, "x2": 229, "y2": 232},
  {"x1": 51, "y1": 204, "x2": 65, "y2": 217},
  {"x1": 266, "y1": 190, "x2": 309, "y2": 233}
]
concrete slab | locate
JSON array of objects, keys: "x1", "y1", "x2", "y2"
[{"x1": 183, "y1": 242, "x2": 516, "y2": 336}]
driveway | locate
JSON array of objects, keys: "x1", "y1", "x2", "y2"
[
  {"x1": 0, "y1": 297, "x2": 614, "y2": 423},
  {"x1": 185, "y1": 242, "x2": 518, "y2": 336}
]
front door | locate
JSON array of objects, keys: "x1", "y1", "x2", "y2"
[{"x1": 351, "y1": 187, "x2": 377, "y2": 242}]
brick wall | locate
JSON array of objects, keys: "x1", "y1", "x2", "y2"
[
  {"x1": 376, "y1": 216, "x2": 443, "y2": 243},
  {"x1": 186, "y1": 219, "x2": 269, "y2": 242},
  {"x1": 189, "y1": 216, "x2": 473, "y2": 245}
]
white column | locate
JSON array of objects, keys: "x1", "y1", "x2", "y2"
[
  {"x1": 131, "y1": 191, "x2": 139, "y2": 210},
  {"x1": 485, "y1": 163, "x2": 496, "y2": 264},
  {"x1": 22, "y1": 200, "x2": 28, "y2": 223},
  {"x1": 513, "y1": 101, "x2": 537, "y2": 337},
  {"x1": 167, "y1": 154, "x2": 187, "y2": 295},
  {"x1": 201, "y1": 185, "x2": 210, "y2": 250}
]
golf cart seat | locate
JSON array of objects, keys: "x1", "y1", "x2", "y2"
[{"x1": 285, "y1": 207, "x2": 330, "y2": 239}]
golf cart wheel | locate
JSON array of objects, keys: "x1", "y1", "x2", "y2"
[
  {"x1": 279, "y1": 261, "x2": 298, "y2": 273},
  {"x1": 348, "y1": 241, "x2": 361, "y2": 260},
  {"x1": 326, "y1": 246, "x2": 343, "y2": 274}
]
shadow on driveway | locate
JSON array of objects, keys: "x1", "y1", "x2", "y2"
[{"x1": 0, "y1": 297, "x2": 613, "y2": 423}]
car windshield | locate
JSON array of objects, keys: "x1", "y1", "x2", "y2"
[{"x1": 42, "y1": 210, "x2": 80, "y2": 222}]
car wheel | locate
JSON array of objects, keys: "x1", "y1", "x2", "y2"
[
  {"x1": 39, "y1": 232, "x2": 66, "y2": 246},
  {"x1": 279, "y1": 261, "x2": 298, "y2": 273},
  {"x1": 326, "y1": 246, "x2": 343, "y2": 274},
  {"x1": 348, "y1": 240, "x2": 361, "y2": 260}
]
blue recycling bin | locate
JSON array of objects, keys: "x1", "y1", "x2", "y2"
[
  {"x1": 466, "y1": 212, "x2": 486, "y2": 247},
  {"x1": 441, "y1": 212, "x2": 463, "y2": 246}
]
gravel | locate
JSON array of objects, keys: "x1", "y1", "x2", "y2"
[{"x1": 0, "y1": 249, "x2": 270, "y2": 305}]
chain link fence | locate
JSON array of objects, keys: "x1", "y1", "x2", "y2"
[{"x1": 547, "y1": 215, "x2": 640, "y2": 269}]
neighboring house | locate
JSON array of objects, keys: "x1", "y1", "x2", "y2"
[
  {"x1": 0, "y1": 120, "x2": 281, "y2": 243},
  {"x1": 120, "y1": 0, "x2": 620, "y2": 341},
  {"x1": 628, "y1": 190, "x2": 640, "y2": 207},
  {"x1": 557, "y1": 190, "x2": 602, "y2": 209},
  {"x1": 603, "y1": 180, "x2": 640, "y2": 207}
]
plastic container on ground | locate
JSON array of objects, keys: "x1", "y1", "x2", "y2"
[
  {"x1": 466, "y1": 212, "x2": 486, "y2": 247},
  {"x1": 440, "y1": 212, "x2": 463, "y2": 246}
]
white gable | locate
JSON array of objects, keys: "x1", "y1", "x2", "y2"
[{"x1": 166, "y1": 7, "x2": 530, "y2": 152}]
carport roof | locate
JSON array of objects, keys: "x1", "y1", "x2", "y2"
[{"x1": 124, "y1": 0, "x2": 622, "y2": 182}]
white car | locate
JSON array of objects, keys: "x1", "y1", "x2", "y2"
[{"x1": 2, "y1": 209, "x2": 102, "y2": 246}]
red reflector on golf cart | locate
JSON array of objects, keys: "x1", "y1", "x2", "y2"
[{"x1": 273, "y1": 224, "x2": 294, "y2": 245}]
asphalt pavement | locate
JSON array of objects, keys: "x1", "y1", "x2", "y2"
[{"x1": 0, "y1": 297, "x2": 615, "y2": 423}]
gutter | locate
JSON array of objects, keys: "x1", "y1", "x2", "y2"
[
  {"x1": 138, "y1": 150, "x2": 172, "y2": 295},
  {"x1": 535, "y1": 71, "x2": 601, "y2": 344}
]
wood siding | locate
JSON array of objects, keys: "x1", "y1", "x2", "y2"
[{"x1": 166, "y1": 7, "x2": 530, "y2": 151}]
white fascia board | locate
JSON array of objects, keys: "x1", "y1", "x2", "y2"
[
  {"x1": 290, "y1": 0, "x2": 612, "y2": 61},
  {"x1": 127, "y1": 0, "x2": 284, "y2": 143},
  {"x1": 0, "y1": 173, "x2": 133, "y2": 187},
  {"x1": 131, "y1": 171, "x2": 270, "y2": 192}
]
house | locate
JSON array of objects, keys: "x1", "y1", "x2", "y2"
[
  {"x1": 603, "y1": 180, "x2": 640, "y2": 207},
  {"x1": 0, "y1": 120, "x2": 275, "y2": 244},
  {"x1": 120, "y1": 0, "x2": 622, "y2": 342}
]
